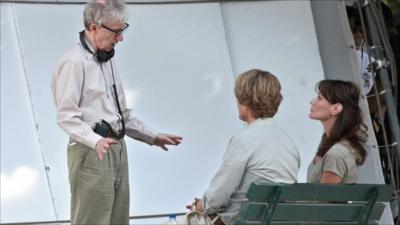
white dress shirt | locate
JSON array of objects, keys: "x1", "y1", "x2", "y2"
[
  {"x1": 52, "y1": 38, "x2": 158, "y2": 149},
  {"x1": 202, "y1": 118, "x2": 300, "y2": 225}
]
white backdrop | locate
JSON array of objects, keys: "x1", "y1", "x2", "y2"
[{"x1": 1, "y1": 1, "x2": 325, "y2": 223}]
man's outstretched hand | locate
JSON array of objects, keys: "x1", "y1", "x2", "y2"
[{"x1": 154, "y1": 133, "x2": 182, "y2": 151}]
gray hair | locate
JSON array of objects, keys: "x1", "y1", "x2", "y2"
[{"x1": 83, "y1": 0, "x2": 128, "y2": 29}]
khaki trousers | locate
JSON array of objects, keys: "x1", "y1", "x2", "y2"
[{"x1": 67, "y1": 139, "x2": 129, "y2": 225}]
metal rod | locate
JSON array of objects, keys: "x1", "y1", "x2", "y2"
[
  {"x1": 357, "y1": 0, "x2": 398, "y2": 190},
  {"x1": 11, "y1": 3, "x2": 60, "y2": 222},
  {"x1": 0, "y1": 212, "x2": 187, "y2": 225},
  {"x1": 377, "y1": 142, "x2": 399, "y2": 149},
  {"x1": 361, "y1": 1, "x2": 400, "y2": 224},
  {"x1": 0, "y1": 0, "x2": 244, "y2": 4},
  {"x1": 366, "y1": 89, "x2": 386, "y2": 98},
  {"x1": 363, "y1": 0, "x2": 400, "y2": 182}
]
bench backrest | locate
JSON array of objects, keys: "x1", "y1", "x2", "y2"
[{"x1": 234, "y1": 183, "x2": 394, "y2": 225}]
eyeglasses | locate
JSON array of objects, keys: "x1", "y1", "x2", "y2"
[{"x1": 101, "y1": 23, "x2": 130, "y2": 35}]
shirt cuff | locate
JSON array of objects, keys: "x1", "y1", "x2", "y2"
[
  {"x1": 84, "y1": 132, "x2": 103, "y2": 149},
  {"x1": 125, "y1": 126, "x2": 158, "y2": 145},
  {"x1": 202, "y1": 195, "x2": 209, "y2": 212},
  {"x1": 141, "y1": 130, "x2": 158, "y2": 145}
]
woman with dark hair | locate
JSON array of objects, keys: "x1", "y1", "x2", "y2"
[{"x1": 307, "y1": 80, "x2": 368, "y2": 184}]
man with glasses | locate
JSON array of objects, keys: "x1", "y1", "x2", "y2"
[{"x1": 51, "y1": 0, "x2": 182, "y2": 224}]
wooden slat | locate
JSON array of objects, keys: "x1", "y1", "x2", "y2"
[
  {"x1": 246, "y1": 183, "x2": 394, "y2": 202},
  {"x1": 236, "y1": 202, "x2": 385, "y2": 222}
]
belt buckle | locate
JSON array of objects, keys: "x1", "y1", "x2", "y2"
[
  {"x1": 106, "y1": 130, "x2": 115, "y2": 138},
  {"x1": 116, "y1": 130, "x2": 122, "y2": 136}
]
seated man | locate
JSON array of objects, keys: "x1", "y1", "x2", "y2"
[{"x1": 181, "y1": 69, "x2": 301, "y2": 225}]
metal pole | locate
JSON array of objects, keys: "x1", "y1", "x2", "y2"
[
  {"x1": 361, "y1": 1, "x2": 400, "y2": 223},
  {"x1": 362, "y1": 0, "x2": 400, "y2": 174}
]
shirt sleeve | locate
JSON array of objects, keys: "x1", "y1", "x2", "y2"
[
  {"x1": 123, "y1": 107, "x2": 158, "y2": 145},
  {"x1": 52, "y1": 59, "x2": 102, "y2": 149},
  {"x1": 203, "y1": 138, "x2": 249, "y2": 214},
  {"x1": 321, "y1": 145, "x2": 348, "y2": 178}
]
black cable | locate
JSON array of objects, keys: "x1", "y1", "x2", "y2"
[{"x1": 110, "y1": 61, "x2": 126, "y2": 139}]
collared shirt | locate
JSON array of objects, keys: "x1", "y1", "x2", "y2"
[
  {"x1": 51, "y1": 37, "x2": 157, "y2": 149},
  {"x1": 202, "y1": 118, "x2": 300, "y2": 225},
  {"x1": 307, "y1": 142, "x2": 360, "y2": 184}
]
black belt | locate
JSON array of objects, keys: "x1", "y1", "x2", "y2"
[
  {"x1": 93, "y1": 120, "x2": 125, "y2": 139},
  {"x1": 105, "y1": 130, "x2": 124, "y2": 139}
]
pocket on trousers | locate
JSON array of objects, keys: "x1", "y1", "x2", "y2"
[
  {"x1": 67, "y1": 142, "x2": 90, "y2": 190},
  {"x1": 81, "y1": 146, "x2": 112, "y2": 177}
]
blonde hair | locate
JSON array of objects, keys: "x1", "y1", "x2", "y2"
[{"x1": 234, "y1": 69, "x2": 282, "y2": 118}]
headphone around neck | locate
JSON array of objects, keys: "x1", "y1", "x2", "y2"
[
  {"x1": 79, "y1": 30, "x2": 115, "y2": 63},
  {"x1": 78, "y1": 30, "x2": 125, "y2": 138}
]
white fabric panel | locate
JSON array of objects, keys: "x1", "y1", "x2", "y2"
[
  {"x1": 2, "y1": 2, "x2": 241, "y2": 219},
  {"x1": 3, "y1": 4, "x2": 85, "y2": 222},
  {"x1": 220, "y1": 0, "x2": 325, "y2": 181},
  {"x1": 0, "y1": 4, "x2": 56, "y2": 223},
  {"x1": 118, "y1": 3, "x2": 241, "y2": 215},
  {"x1": 0, "y1": 1, "x2": 390, "y2": 223}
]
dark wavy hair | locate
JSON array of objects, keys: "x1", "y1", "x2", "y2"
[{"x1": 316, "y1": 80, "x2": 368, "y2": 165}]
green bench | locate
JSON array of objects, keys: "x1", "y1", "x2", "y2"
[{"x1": 234, "y1": 183, "x2": 394, "y2": 225}]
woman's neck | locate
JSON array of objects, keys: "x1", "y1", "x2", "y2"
[{"x1": 322, "y1": 117, "x2": 336, "y2": 137}]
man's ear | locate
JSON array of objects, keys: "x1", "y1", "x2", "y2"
[
  {"x1": 331, "y1": 103, "x2": 343, "y2": 116},
  {"x1": 89, "y1": 23, "x2": 97, "y2": 32}
]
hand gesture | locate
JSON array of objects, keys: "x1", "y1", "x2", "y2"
[
  {"x1": 95, "y1": 138, "x2": 119, "y2": 160},
  {"x1": 154, "y1": 133, "x2": 182, "y2": 151},
  {"x1": 186, "y1": 197, "x2": 203, "y2": 212}
]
